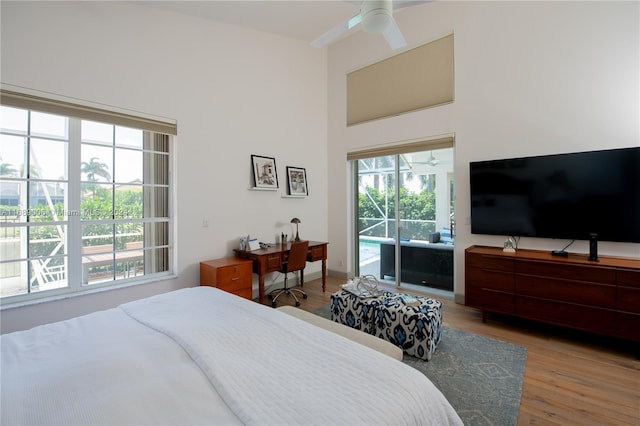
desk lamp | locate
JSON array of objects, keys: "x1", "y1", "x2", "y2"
[{"x1": 290, "y1": 217, "x2": 301, "y2": 242}]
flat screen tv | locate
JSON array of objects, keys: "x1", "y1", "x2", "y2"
[{"x1": 470, "y1": 147, "x2": 640, "y2": 243}]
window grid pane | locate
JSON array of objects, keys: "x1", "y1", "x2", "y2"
[
  {"x1": 0, "y1": 102, "x2": 172, "y2": 302},
  {"x1": 0, "y1": 260, "x2": 27, "y2": 297},
  {"x1": 29, "y1": 256, "x2": 68, "y2": 292}
]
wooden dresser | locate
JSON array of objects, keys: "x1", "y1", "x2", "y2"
[
  {"x1": 200, "y1": 257, "x2": 253, "y2": 300},
  {"x1": 465, "y1": 245, "x2": 640, "y2": 342}
]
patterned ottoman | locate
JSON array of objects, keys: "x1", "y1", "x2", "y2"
[
  {"x1": 330, "y1": 289, "x2": 391, "y2": 334},
  {"x1": 330, "y1": 289, "x2": 443, "y2": 361},
  {"x1": 373, "y1": 294, "x2": 443, "y2": 361}
]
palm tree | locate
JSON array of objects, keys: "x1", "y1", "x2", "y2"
[
  {"x1": 81, "y1": 157, "x2": 111, "y2": 182},
  {"x1": 81, "y1": 157, "x2": 111, "y2": 196},
  {"x1": 0, "y1": 157, "x2": 18, "y2": 177}
]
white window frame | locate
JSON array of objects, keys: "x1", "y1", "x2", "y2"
[{"x1": 0, "y1": 85, "x2": 176, "y2": 307}]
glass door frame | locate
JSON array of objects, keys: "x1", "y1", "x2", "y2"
[{"x1": 351, "y1": 140, "x2": 455, "y2": 290}]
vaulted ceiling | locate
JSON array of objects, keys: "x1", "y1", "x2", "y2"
[{"x1": 139, "y1": 1, "x2": 428, "y2": 47}]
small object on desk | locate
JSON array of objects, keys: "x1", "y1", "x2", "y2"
[
  {"x1": 248, "y1": 238, "x2": 260, "y2": 251},
  {"x1": 290, "y1": 217, "x2": 301, "y2": 242}
]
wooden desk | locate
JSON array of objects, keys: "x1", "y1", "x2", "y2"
[{"x1": 234, "y1": 240, "x2": 328, "y2": 303}]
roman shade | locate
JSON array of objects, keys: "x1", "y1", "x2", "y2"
[
  {"x1": 0, "y1": 85, "x2": 177, "y2": 135},
  {"x1": 347, "y1": 135, "x2": 453, "y2": 161},
  {"x1": 347, "y1": 34, "x2": 454, "y2": 126}
]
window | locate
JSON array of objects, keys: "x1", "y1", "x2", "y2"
[{"x1": 0, "y1": 87, "x2": 174, "y2": 303}]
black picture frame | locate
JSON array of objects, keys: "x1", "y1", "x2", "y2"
[
  {"x1": 286, "y1": 166, "x2": 308, "y2": 196},
  {"x1": 251, "y1": 155, "x2": 278, "y2": 189}
]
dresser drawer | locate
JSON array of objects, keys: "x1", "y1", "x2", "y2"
[
  {"x1": 466, "y1": 285, "x2": 515, "y2": 315},
  {"x1": 200, "y1": 257, "x2": 253, "y2": 300},
  {"x1": 466, "y1": 254, "x2": 514, "y2": 273},
  {"x1": 466, "y1": 267, "x2": 514, "y2": 293},
  {"x1": 516, "y1": 275, "x2": 616, "y2": 309},
  {"x1": 516, "y1": 261, "x2": 616, "y2": 284},
  {"x1": 516, "y1": 296, "x2": 616, "y2": 334},
  {"x1": 617, "y1": 311, "x2": 640, "y2": 340},
  {"x1": 618, "y1": 286, "x2": 640, "y2": 314},
  {"x1": 617, "y1": 269, "x2": 640, "y2": 288},
  {"x1": 217, "y1": 276, "x2": 252, "y2": 298},
  {"x1": 217, "y1": 263, "x2": 251, "y2": 286}
]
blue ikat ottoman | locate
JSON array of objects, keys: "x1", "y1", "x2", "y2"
[
  {"x1": 373, "y1": 294, "x2": 443, "y2": 361},
  {"x1": 330, "y1": 289, "x2": 443, "y2": 361},
  {"x1": 330, "y1": 289, "x2": 391, "y2": 334}
]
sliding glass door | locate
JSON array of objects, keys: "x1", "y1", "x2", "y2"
[
  {"x1": 356, "y1": 154, "x2": 397, "y2": 279},
  {"x1": 353, "y1": 145, "x2": 454, "y2": 291}
]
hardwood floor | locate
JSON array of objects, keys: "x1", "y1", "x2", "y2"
[{"x1": 261, "y1": 276, "x2": 640, "y2": 425}]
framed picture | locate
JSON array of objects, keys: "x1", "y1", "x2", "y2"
[
  {"x1": 286, "y1": 166, "x2": 308, "y2": 196},
  {"x1": 251, "y1": 155, "x2": 278, "y2": 189}
]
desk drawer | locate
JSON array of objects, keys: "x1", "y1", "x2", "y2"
[
  {"x1": 265, "y1": 253, "x2": 282, "y2": 272},
  {"x1": 308, "y1": 245, "x2": 326, "y2": 261}
]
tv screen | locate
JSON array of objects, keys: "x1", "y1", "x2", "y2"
[{"x1": 470, "y1": 147, "x2": 640, "y2": 243}]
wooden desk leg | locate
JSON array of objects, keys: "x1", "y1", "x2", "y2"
[
  {"x1": 321, "y1": 258, "x2": 326, "y2": 292},
  {"x1": 259, "y1": 275, "x2": 265, "y2": 304}
]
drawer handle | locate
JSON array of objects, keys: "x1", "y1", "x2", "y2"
[{"x1": 231, "y1": 277, "x2": 239, "y2": 281}]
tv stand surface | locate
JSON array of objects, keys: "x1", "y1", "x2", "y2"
[{"x1": 465, "y1": 245, "x2": 640, "y2": 342}]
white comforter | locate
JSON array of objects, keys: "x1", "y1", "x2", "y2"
[{"x1": 1, "y1": 286, "x2": 462, "y2": 425}]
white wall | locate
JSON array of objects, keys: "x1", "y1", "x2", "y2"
[
  {"x1": 326, "y1": 1, "x2": 639, "y2": 301},
  {"x1": 0, "y1": 1, "x2": 328, "y2": 333},
  {"x1": 2, "y1": 1, "x2": 638, "y2": 332}
]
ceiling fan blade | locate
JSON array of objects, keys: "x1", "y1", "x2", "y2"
[
  {"x1": 311, "y1": 13, "x2": 362, "y2": 48},
  {"x1": 393, "y1": 0, "x2": 431, "y2": 11},
  {"x1": 382, "y1": 16, "x2": 406, "y2": 49}
]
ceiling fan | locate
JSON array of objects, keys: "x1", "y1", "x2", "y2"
[
  {"x1": 403, "y1": 152, "x2": 440, "y2": 170},
  {"x1": 425, "y1": 151, "x2": 439, "y2": 166},
  {"x1": 311, "y1": 0, "x2": 427, "y2": 50}
]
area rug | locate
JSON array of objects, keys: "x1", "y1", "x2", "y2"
[{"x1": 313, "y1": 304, "x2": 527, "y2": 426}]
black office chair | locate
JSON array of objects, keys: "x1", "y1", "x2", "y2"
[{"x1": 269, "y1": 240, "x2": 309, "y2": 308}]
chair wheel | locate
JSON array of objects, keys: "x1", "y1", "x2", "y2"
[
  {"x1": 302, "y1": 294, "x2": 308, "y2": 299},
  {"x1": 295, "y1": 301, "x2": 301, "y2": 307},
  {"x1": 272, "y1": 301, "x2": 277, "y2": 308}
]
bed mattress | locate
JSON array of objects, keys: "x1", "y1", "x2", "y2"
[{"x1": 1, "y1": 286, "x2": 462, "y2": 425}]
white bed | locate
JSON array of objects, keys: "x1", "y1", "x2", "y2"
[{"x1": 1, "y1": 286, "x2": 462, "y2": 425}]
